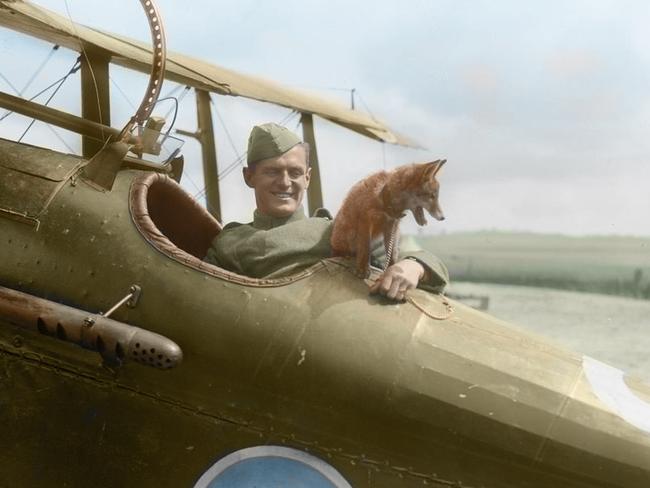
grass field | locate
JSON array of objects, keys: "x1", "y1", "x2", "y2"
[
  {"x1": 415, "y1": 231, "x2": 650, "y2": 298},
  {"x1": 448, "y1": 282, "x2": 650, "y2": 381}
]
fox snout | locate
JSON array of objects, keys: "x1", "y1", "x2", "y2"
[
  {"x1": 413, "y1": 203, "x2": 445, "y2": 226},
  {"x1": 430, "y1": 205, "x2": 445, "y2": 221}
]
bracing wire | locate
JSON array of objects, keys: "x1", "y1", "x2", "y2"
[
  {"x1": 0, "y1": 61, "x2": 82, "y2": 123},
  {"x1": 0, "y1": 44, "x2": 73, "y2": 151},
  {"x1": 110, "y1": 76, "x2": 138, "y2": 111},
  {"x1": 163, "y1": 85, "x2": 191, "y2": 122},
  {"x1": 191, "y1": 109, "x2": 298, "y2": 201},
  {"x1": 109, "y1": 80, "x2": 189, "y2": 141},
  {"x1": 195, "y1": 111, "x2": 297, "y2": 198},
  {"x1": 46, "y1": 125, "x2": 76, "y2": 153},
  {"x1": 0, "y1": 72, "x2": 21, "y2": 95},
  {"x1": 355, "y1": 90, "x2": 377, "y2": 122},
  {"x1": 161, "y1": 84, "x2": 186, "y2": 110},
  {"x1": 64, "y1": 0, "x2": 105, "y2": 141},
  {"x1": 152, "y1": 96, "x2": 179, "y2": 142},
  {"x1": 217, "y1": 109, "x2": 297, "y2": 180},
  {"x1": 0, "y1": 44, "x2": 59, "y2": 106},
  {"x1": 212, "y1": 96, "x2": 242, "y2": 161},
  {"x1": 20, "y1": 45, "x2": 60, "y2": 97},
  {"x1": 16, "y1": 58, "x2": 81, "y2": 143}
]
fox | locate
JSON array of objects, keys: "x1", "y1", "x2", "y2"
[{"x1": 330, "y1": 159, "x2": 446, "y2": 277}]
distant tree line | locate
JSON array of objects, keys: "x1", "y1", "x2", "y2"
[
  {"x1": 418, "y1": 232, "x2": 650, "y2": 301},
  {"x1": 446, "y1": 265, "x2": 650, "y2": 299}
]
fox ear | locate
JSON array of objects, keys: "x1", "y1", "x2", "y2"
[{"x1": 422, "y1": 159, "x2": 446, "y2": 180}]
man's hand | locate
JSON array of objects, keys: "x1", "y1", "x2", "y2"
[{"x1": 369, "y1": 258, "x2": 425, "y2": 301}]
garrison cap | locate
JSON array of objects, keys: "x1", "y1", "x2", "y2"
[{"x1": 247, "y1": 123, "x2": 302, "y2": 165}]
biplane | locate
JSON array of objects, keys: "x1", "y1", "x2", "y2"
[{"x1": 0, "y1": 1, "x2": 649, "y2": 487}]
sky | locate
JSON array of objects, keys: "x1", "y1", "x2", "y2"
[{"x1": 1, "y1": 0, "x2": 649, "y2": 236}]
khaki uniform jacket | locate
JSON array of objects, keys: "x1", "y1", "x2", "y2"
[{"x1": 204, "y1": 208, "x2": 449, "y2": 293}]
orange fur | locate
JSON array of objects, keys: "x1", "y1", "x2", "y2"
[{"x1": 331, "y1": 160, "x2": 446, "y2": 277}]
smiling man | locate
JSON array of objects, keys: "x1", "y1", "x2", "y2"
[
  {"x1": 204, "y1": 123, "x2": 448, "y2": 300},
  {"x1": 243, "y1": 133, "x2": 311, "y2": 219}
]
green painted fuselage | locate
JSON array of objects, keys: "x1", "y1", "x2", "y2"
[{"x1": 1, "y1": 138, "x2": 649, "y2": 487}]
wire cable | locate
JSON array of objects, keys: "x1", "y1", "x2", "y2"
[
  {"x1": 215, "y1": 110, "x2": 296, "y2": 181},
  {"x1": 161, "y1": 83, "x2": 185, "y2": 104},
  {"x1": 0, "y1": 51, "x2": 75, "y2": 152},
  {"x1": 45, "y1": 124, "x2": 76, "y2": 153},
  {"x1": 0, "y1": 61, "x2": 82, "y2": 123},
  {"x1": 212, "y1": 96, "x2": 245, "y2": 168},
  {"x1": 64, "y1": 0, "x2": 105, "y2": 142},
  {"x1": 20, "y1": 45, "x2": 60, "y2": 97},
  {"x1": 355, "y1": 90, "x2": 377, "y2": 122},
  {"x1": 163, "y1": 85, "x2": 190, "y2": 121},
  {"x1": 110, "y1": 76, "x2": 138, "y2": 111},
  {"x1": 0, "y1": 44, "x2": 60, "y2": 106},
  {"x1": 191, "y1": 109, "x2": 299, "y2": 202},
  {"x1": 0, "y1": 72, "x2": 21, "y2": 95},
  {"x1": 17, "y1": 58, "x2": 81, "y2": 143}
]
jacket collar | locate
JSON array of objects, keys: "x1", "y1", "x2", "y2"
[{"x1": 253, "y1": 206, "x2": 306, "y2": 230}]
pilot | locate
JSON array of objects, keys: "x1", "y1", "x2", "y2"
[{"x1": 204, "y1": 123, "x2": 449, "y2": 301}]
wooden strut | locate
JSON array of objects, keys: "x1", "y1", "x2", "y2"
[{"x1": 0, "y1": 91, "x2": 136, "y2": 144}]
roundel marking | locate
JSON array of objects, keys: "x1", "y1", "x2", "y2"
[
  {"x1": 583, "y1": 356, "x2": 650, "y2": 435},
  {"x1": 193, "y1": 446, "x2": 353, "y2": 488}
]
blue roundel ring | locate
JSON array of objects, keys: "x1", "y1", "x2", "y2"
[{"x1": 193, "y1": 446, "x2": 353, "y2": 488}]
